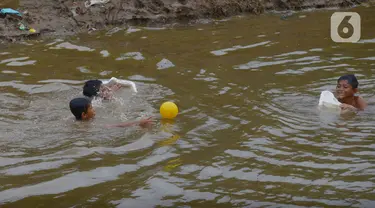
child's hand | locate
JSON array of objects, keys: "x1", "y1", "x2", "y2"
[
  {"x1": 139, "y1": 116, "x2": 153, "y2": 128},
  {"x1": 100, "y1": 86, "x2": 114, "y2": 100},
  {"x1": 340, "y1": 103, "x2": 357, "y2": 111},
  {"x1": 111, "y1": 84, "x2": 123, "y2": 92}
]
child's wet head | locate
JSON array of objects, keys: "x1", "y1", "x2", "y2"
[
  {"x1": 336, "y1": 74, "x2": 358, "y2": 99},
  {"x1": 69, "y1": 97, "x2": 96, "y2": 120},
  {"x1": 83, "y1": 79, "x2": 103, "y2": 98}
]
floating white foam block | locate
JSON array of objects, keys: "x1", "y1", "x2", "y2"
[
  {"x1": 102, "y1": 77, "x2": 137, "y2": 93},
  {"x1": 318, "y1": 90, "x2": 341, "y2": 108},
  {"x1": 85, "y1": 0, "x2": 110, "y2": 8}
]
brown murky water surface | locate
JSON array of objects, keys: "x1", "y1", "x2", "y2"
[
  {"x1": 0, "y1": 0, "x2": 19, "y2": 8},
  {"x1": 1, "y1": 5, "x2": 375, "y2": 207}
]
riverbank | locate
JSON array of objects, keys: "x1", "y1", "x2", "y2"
[{"x1": 0, "y1": 0, "x2": 371, "y2": 43}]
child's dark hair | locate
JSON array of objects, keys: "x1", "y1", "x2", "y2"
[
  {"x1": 69, "y1": 97, "x2": 91, "y2": 120},
  {"x1": 338, "y1": 74, "x2": 359, "y2": 89},
  {"x1": 83, "y1": 80, "x2": 103, "y2": 98}
]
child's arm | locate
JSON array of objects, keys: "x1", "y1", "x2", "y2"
[
  {"x1": 340, "y1": 97, "x2": 367, "y2": 112},
  {"x1": 108, "y1": 121, "x2": 140, "y2": 127},
  {"x1": 340, "y1": 104, "x2": 358, "y2": 115},
  {"x1": 100, "y1": 85, "x2": 114, "y2": 100},
  {"x1": 106, "y1": 117, "x2": 153, "y2": 128},
  {"x1": 110, "y1": 84, "x2": 123, "y2": 92},
  {"x1": 100, "y1": 84, "x2": 123, "y2": 100}
]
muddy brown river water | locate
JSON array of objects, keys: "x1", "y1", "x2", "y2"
[{"x1": 1, "y1": 5, "x2": 375, "y2": 208}]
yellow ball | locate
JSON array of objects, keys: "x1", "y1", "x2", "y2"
[{"x1": 160, "y1": 101, "x2": 178, "y2": 119}]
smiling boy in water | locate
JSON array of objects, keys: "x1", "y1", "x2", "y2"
[
  {"x1": 69, "y1": 97, "x2": 152, "y2": 128},
  {"x1": 336, "y1": 74, "x2": 367, "y2": 111}
]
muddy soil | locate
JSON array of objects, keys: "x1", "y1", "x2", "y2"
[{"x1": 0, "y1": 0, "x2": 371, "y2": 42}]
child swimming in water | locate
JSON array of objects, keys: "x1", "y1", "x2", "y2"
[
  {"x1": 83, "y1": 79, "x2": 123, "y2": 100},
  {"x1": 69, "y1": 97, "x2": 152, "y2": 128},
  {"x1": 336, "y1": 74, "x2": 367, "y2": 111}
]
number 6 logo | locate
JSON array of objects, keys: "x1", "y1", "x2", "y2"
[{"x1": 331, "y1": 12, "x2": 361, "y2": 43}]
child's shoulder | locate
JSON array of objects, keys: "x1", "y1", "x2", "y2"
[
  {"x1": 355, "y1": 95, "x2": 367, "y2": 110},
  {"x1": 355, "y1": 95, "x2": 366, "y2": 102}
]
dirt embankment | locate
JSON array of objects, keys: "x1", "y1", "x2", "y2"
[{"x1": 0, "y1": 0, "x2": 370, "y2": 42}]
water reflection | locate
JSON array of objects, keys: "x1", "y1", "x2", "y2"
[{"x1": 210, "y1": 41, "x2": 270, "y2": 56}]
